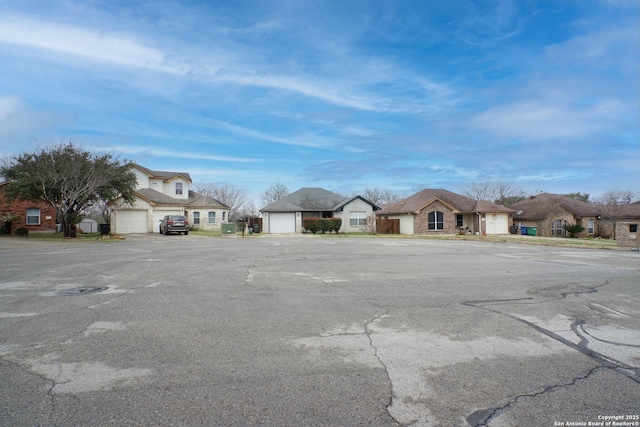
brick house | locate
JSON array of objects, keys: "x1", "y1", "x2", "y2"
[
  {"x1": 0, "y1": 182, "x2": 57, "y2": 234},
  {"x1": 598, "y1": 203, "x2": 640, "y2": 247},
  {"x1": 377, "y1": 189, "x2": 515, "y2": 235},
  {"x1": 509, "y1": 193, "x2": 600, "y2": 238}
]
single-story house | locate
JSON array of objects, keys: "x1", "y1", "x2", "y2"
[
  {"x1": 509, "y1": 193, "x2": 600, "y2": 238},
  {"x1": 596, "y1": 202, "x2": 640, "y2": 247},
  {"x1": 260, "y1": 187, "x2": 381, "y2": 234},
  {"x1": 377, "y1": 189, "x2": 515, "y2": 235},
  {"x1": 0, "y1": 181, "x2": 57, "y2": 234},
  {"x1": 110, "y1": 165, "x2": 230, "y2": 234}
]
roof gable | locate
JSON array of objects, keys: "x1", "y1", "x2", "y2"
[
  {"x1": 261, "y1": 188, "x2": 347, "y2": 212},
  {"x1": 132, "y1": 164, "x2": 192, "y2": 183},
  {"x1": 379, "y1": 189, "x2": 514, "y2": 214},
  {"x1": 333, "y1": 195, "x2": 381, "y2": 211}
]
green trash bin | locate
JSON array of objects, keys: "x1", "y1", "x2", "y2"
[{"x1": 528, "y1": 226, "x2": 537, "y2": 236}]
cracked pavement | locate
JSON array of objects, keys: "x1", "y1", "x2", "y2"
[{"x1": 1, "y1": 235, "x2": 638, "y2": 426}]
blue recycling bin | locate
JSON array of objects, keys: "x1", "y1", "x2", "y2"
[{"x1": 521, "y1": 226, "x2": 527, "y2": 235}]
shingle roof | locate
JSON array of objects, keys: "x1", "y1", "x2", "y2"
[
  {"x1": 133, "y1": 164, "x2": 192, "y2": 183},
  {"x1": 379, "y1": 189, "x2": 515, "y2": 214},
  {"x1": 261, "y1": 188, "x2": 380, "y2": 212},
  {"x1": 187, "y1": 191, "x2": 229, "y2": 208},
  {"x1": 135, "y1": 189, "x2": 227, "y2": 208},
  {"x1": 136, "y1": 188, "x2": 185, "y2": 205},
  {"x1": 509, "y1": 193, "x2": 600, "y2": 220},
  {"x1": 262, "y1": 188, "x2": 347, "y2": 212},
  {"x1": 598, "y1": 203, "x2": 640, "y2": 219}
]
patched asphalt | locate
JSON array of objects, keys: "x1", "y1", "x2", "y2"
[{"x1": 1, "y1": 234, "x2": 638, "y2": 426}]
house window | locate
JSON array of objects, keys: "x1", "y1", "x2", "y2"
[
  {"x1": 222, "y1": 212, "x2": 226, "y2": 222},
  {"x1": 428, "y1": 211, "x2": 444, "y2": 230},
  {"x1": 551, "y1": 219, "x2": 565, "y2": 236},
  {"x1": 193, "y1": 212, "x2": 200, "y2": 225},
  {"x1": 175, "y1": 182, "x2": 183, "y2": 195},
  {"x1": 588, "y1": 219, "x2": 595, "y2": 234},
  {"x1": 26, "y1": 208, "x2": 40, "y2": 225},
  {"x1": 456, "y1": 214, "x2": 463, "y2": 228},
  {"x1": 630, "y1": 224, "x2": 638, "y2": 233},
  {"x1": 208, "y1": 211, "x2": 216, "y2": 223},
  {"x1": 350, "y1": 211, "x2": 367, "y2": 226}
]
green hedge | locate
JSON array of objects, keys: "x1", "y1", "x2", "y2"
[{"x1": 303, "y1": 218, "x2": 342, "y2": 234}]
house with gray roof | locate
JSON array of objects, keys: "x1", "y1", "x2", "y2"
[
  {"x1": 260, "y1": 187, "x2": 380, "y2": 234},
  {"x1": 110, "y1": 164, "x2": 230, "y2": 234},
  {"x1": 377, "y1": 189, "x2": 516, "y2": 235}
]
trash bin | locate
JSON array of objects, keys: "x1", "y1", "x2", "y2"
[
  {"x1": 510, "y1": 225, "x2": 518, "y2": 235},
  {"x1": 99, "y1": 223, "x2": 111, "y2": 235},
  {"x1": 521, "y1": 226, "x2": 527, "y2": 235},
  {"x1": 253, "y1": 225, "x2": 260, "y2": 234},
  {"x1": 528, "y1": 226, "x2": 537, "y2": 236}
]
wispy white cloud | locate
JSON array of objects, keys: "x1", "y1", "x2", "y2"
[
  {"x1": 107, "y1": 145, "x2": 262, "y2": 163},
  {"x1": 0, "y1": 14, "x2": 187, "y2": 74},
  {"x1": 208, "y1": 119, "x2": 332, "y2": 148}
]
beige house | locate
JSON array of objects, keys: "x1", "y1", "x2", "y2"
[
  {"x1": 260, "y1": 187, "x2": 380, "y2": 234},
  {"x1": 377, "y1": 189, "x2": 515, "y2": 235},
  {"x1": 110, "y1": 165, "x2": 230, "y2": 234}
]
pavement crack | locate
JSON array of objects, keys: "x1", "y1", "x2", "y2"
[
  {"x1": 466, "y1": 366, "x2": 609, "y2": 427},
  {"x1": 0, "y1": 353, "x2": 57, "y2": 421},
  {"x1": 364, "y1": 312, "x2": 397, "y2": 420}
]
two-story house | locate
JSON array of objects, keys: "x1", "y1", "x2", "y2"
[{"x1": 110, "y1": 164, "x2": 230, "y2": 234}]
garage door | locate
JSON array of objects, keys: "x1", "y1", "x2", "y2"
[
  {"x1": 269, "y1": 213, "x2": 296, "y2": 233},
  {"x1": 485, "y1": 213, "x2": 509, "y2": 235},
  {"x1": 116, "y1": 210, "x2": 148, "y2": 234}
]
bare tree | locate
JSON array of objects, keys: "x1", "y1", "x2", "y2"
[
  {"x1": 596, "y1": 189, "x2": 638, "y2": 205},
  {"x1": 358, "y1": 187, "x2": 405, "y2": 206},
  {"x1": 192, "y1": 183, "x2": 249, "y2": 222},
  {"x1": 463, "y1": 180, "x2": 527, "y2": 205},
  {"x1": 261, "y1": 182, "x2": 290, "y2": 207}
]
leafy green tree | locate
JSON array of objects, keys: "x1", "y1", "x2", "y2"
[
  {"x1": 1, "y1": 142, "x2": 137, "y2": 237},
  {"x1": 563, "y1": 192, "x2": 590, "y2": 202}
]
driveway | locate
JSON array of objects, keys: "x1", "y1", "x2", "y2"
[{"x1": 1, "y1": 235, "x2": 638, "y2": 426}]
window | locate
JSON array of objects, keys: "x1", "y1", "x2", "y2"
[
  {"x1": 350, "y1": 211, "x2": 367, "y2": 226},
  {"x1": 588, "y1": 219, "x2": 595, "y2": 234},
  {"x1": 26, "y1": 208, "x2": 40, "y2": 225},
  {"x1": 456, "y1": 214, "x2": 463, "y2": 228},
  {"x1": 175, "y1": 182, "x2": 183, "y2": 195},
  {"x1": 428, "y1": 211, "x2": 444, "y2": 230},
  {"x1": 551, "y1": 219, "x2": 565, "y2": 236},
  {"x1": 208, "y1": 211, "x2": 216, "y2": 223},
  {"x1": 193, "y1": 212, "x2": 200, "y2": 225},
  {"x1": 222, "y1": 212, "x2": 226, "y2": 222},
  {"x1": 630, "y1": 224, "x2": 638, "y2": 233}
]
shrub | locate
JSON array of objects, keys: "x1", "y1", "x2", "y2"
[
  {"x1": 564, "y1": 223, "x2": 585, "y2": 238},
  {"x1": 14, "y1": 227, "x2": 29, "y2": 237},
  {"x1": 327, "y1": 218, "x2": 342, "y2": 233},
  {"x1": 303, "y1": 218, "x2": 342, "y2": 234}
]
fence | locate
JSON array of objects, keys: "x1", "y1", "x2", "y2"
[{"x1": 376, "y1": 218, "x2": 400, "y2": 234}]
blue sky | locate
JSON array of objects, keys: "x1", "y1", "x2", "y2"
[{"x1": 0, "y1": 0, "x2": 638, "y2": 204}]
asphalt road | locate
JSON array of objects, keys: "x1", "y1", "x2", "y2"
[{"x1": 1, "y1": 234, "x2": 639, "y2": 426}]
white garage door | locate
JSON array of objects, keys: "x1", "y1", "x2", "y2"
[
  {"x1": 269, "y1": 213, "x2": 296, "y2": 233},
  {"x1": 116, "y1": 210, "x2": 148, "y2": 234},
  {"x1": 485, "y1": 213, "x2": 509, "y2": 235}
]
